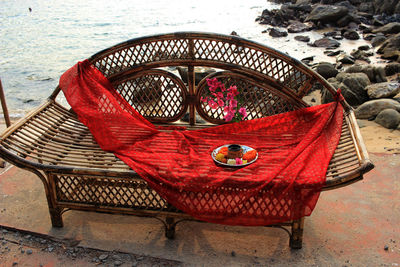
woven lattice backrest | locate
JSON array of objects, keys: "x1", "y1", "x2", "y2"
[{"x1": 87, "y1": 32, "x2": 335, "y2": 124}]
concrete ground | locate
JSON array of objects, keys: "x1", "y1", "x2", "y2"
[{"x1": 0, "y1": 153, "x2": 399, "y2": 266}]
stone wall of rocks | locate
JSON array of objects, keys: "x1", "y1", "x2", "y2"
[{"x1": 258, "y1": 1, "x2": 400, "y2": 130}]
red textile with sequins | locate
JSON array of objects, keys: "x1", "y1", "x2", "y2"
[{"x1": 59, "y1": 60, "x2": 343, "y2": 226}]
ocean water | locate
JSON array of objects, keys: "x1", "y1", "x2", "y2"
[{"x1": 0, "y1": 0, "x2": 370, "y2": 117}]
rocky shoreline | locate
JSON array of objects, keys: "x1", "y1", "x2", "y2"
[{"x1": 255, "y1": 0, "x2": 400, "y2": 130}]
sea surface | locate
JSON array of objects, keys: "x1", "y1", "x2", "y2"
[{"x1": 0, "y1": 0, "x2": 371, "y2": 117}]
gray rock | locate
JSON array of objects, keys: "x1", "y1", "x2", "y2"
[
  {"x1": 269, "y1": 28, "x2": 288, "y2": 37},
  {"x1": 288, "y1": 21, "x2": 310, "y2": 33},
  {"x1": 99, "y1": 254, "x2": 109, "y2": 261},
  {"x1": 313, "y1": 37, "x2": 340, "y2": 48},
  {"x1": 323, "y1": 73, "x2": 370, "y2": 106},
  {"x1": 350, "y1": 49, "x2": 373, "y2": 63},
  {"x1": 373, "y1": 0, "x2": 400, "y2": 15},
  {"x1": 337, "y1": 54, "x2": 355, "y2": 64},
  {"x1": 294, "y1": 35, "x2": 310, "y2": 42},
  {"x1": 372, "y1": 22, "x2": 400, "y2": 34},
  {"x1": 343, "y1": 30, "x2": 360, "y2": 40},
  {"x1": 355, "y1": 99, "x2": 400, "y2": 119},
  {"x1": 358, "y1": 45, "x2": 370, "y2": 51},
  {"x1": 345, "y1": 64, "x2": 387, "y2": 83},
  {"x1": 316, "y1": 62, "x2": 338, "y2": 79},
  {"x1": 358, "y1": 2, "x2": 374, "y2": 13},
  {"x1": 385, "y1": 63, "x2": 400, "y2": 76},
  {"x1": 326, "y1": 50, "x2": 340, "y2": 56},
  {"x1": 112, "y1": 255, "x2": 121, "y2": 260},
  {"x1": 371, "y1": 35, "x2": 387, "y2": 47},
  {"x1": 377, "y1": 33, "x2": 400, "y2": 61},
  {"x1": 367, "y1": 82, "x2": 400, "y2": 99},
  {"x1": 26, "y1": 249, "x2": 32, "y2": 255},
  {"x1": 305, "y1": 5, "x2": 348, "y2": 24},
  {"x1": 375, "y1": 109, "x2": 400, "y2": 129},
  {"x1": 114, "y1": 260, "x2": 123, "y2": 266}
]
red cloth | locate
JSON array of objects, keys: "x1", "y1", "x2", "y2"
[{"x1": 59, "y1": 60, "x2": 343, "y2": 226}]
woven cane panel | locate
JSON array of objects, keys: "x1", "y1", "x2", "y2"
[
  {"x1": 196, "y1": 73, "x2": 304, "y2": 123},
  {"x1": 192, "y1": 38, "x2": 310, "y2": 94},
  {"x1": 90, "y1": 34, "x2": 311, "y2": 96},
  {"x1": 176, "y1": 186, "x2": 293, "y2": 219},
  {"x1": 114, "y1": 71, "x2": 187, "y2": 122},
  {"x1": 93, "y1": 39, "x2": 190, "y2": 77},
  {"x1": 54, "y1": 174, "x2": 178, "y2": 212}
]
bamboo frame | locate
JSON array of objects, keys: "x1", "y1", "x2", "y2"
[{"x1": 0, "y1": 32, "x2": 374, "y2": 249}]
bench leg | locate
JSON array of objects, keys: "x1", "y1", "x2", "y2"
[
  {"x1": 290, "y1": 217, "x2": 304, "y2": 249},
  {"x1": 49, "y1": 207, "x2": 63, "y2": 228},
  {"x1": 165, "y1": 217, "x2": 176, "y2": 239}
]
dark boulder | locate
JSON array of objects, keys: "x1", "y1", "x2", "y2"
[
  {"x1": 366, "y1": 82, "x2": 400, "y2": 99},
  {"x1": 377, "y1": 33, "x2": 400, "y2": 61},
  {"x1": 343, "y1": 30, "x2": 360, "y2": 40},
  {"x1": 337, "y1": 54, "x2": 355, "y2": 64},
  {"x1": 375, "y1": 109, "x2": 400, "y2": 129},
  {"x1": 345, "y1": 64, "x2": 387, "y2": 83},
  {"x1": 269, "y1": 28, "x2": 288, "y2": 37},
  {"x1": 355, "y1": 99, "x2": 400, "y2": 119},
  {"x1": 315, "y1": 62, "x2": 338, "y2": 79},
  {"x1": 371, "y1": 35, "x2": 387, "y2": 47},
  {"x1": 372, "y1": 22, "x2": 400, "y2": 34},
  {"x1": 323, "y1": 72, "x2": 370, "y2": 106},
  {"x1": 287, "y1": 21, "x2": 311, "y2": 33},
  {"x1": 305, "y1": 5, "x2": 349, "y2": 24},
  {"x1": 385, "y1": 63, "x2": 400, "y2": 76},
  {"x1": 295, "y1": 35, "x2": 310, "y2": 42},
  {"x1": 373, "y1": 0, "x2": 400, "y2": 16},
  {"x1": 312, "y1": 37, "x2": 340, "y2": 48}
]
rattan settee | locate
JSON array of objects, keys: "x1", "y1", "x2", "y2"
[{"x1": 0, "y1": 32, "x2": 374, "y2": 249}]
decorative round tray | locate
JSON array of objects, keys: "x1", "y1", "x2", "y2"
[{"x1": 211, "y1": 144, "x2": 258, "y2": 167}]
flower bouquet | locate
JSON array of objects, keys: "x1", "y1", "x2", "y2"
[{"x1": 201, "y1": 78, "x2": 247, "y2": 122}]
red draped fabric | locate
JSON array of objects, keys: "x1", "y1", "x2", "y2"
[{"x1": 59, "y1": 60, "x2": 343, "y2": 226}]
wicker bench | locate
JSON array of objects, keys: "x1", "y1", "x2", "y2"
[{"x1": 0, "y1": 32, "x2": 374, "y2": 249}]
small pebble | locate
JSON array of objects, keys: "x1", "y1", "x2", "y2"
[
  {"x1": 12, "y1": 262, "x2": 18, "y2": 266},
  {"x1": 26, "y1": 249, "x2": 33, "y2": 255},
  {"x1": 137, "y1": 257, "x2": 144, "y2": 261},
  {"x1": 2, "y1": 230, "x2": 7, "y2": 234},
  {"x1": 131, "y1": 262, "x2": 138, "y2": 267},
  {"x1": 114, "y1": 260, "x2": 123, "y2": 266},
  {"x1": 384, "y1": 245, "x2": 389, "y2": 251},
  {"x1": 112, "y1": 254, "x2": 121, "y2": 260},
  {"x1": 99, "y1": 254, "x2": 109, "y2": 261},
  {"x1": 40, "y1": 240, "x2": 47, "y2": 244},
  {"x1": 21, "y1": 249, "x2": 25, "y2": 254},
  {"x1": 231, "y1": 251, "x2": 236, "y2": 257},
  {"x1": 48, "y1": 246, "x2": 54, "y2": 252},
  {"x1": 24, "y1": 235, "x2": 31, "y2": 239}
]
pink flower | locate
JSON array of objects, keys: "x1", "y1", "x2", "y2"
[
  {"x1": 216, "y1": 92, "x2": 224, "y2": 99},
  {"x1": 218, "y1": 99, "x2": 225, "y2": 107},
  {"x1": 200, "y1": 96, "x2": 208, "y2": 103},
  {"x1": 235, "y1": 158, "x2": 243, "y2": 165},
  {"x1": 238, "y1": 107, "x2": 247, "y2": 118},
  {"x1": 229, "y1": 99, "x2": 238, "y2": 108},
  {"x1": 208, "y1": 99, "x2": 218, "y2": 109},
  {"x1": 224, "y1": 111, "x2": 235, "y2": 122},
  {"x1": 226, "y1": 92, "x2": 234, "y2": 101},
  {"x1": 228, "y1": 86, "x2": 239, "y2": 97},
  {"x1": 206, "y1": 78, "x2": 218, "y2": 87}
]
